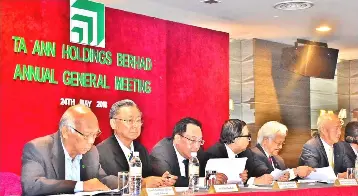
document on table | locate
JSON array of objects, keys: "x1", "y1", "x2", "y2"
[
  {"x1": 74, "y1": 189, "x2": 121, "y2": 195},
  {"x1": 304, "y1": 167, "x2": 336, "y2": 181},
  {"x1": 270, "y1": 169, "x2": 289, "y2": 181},
  {"x1": 205, "y1": 157, "x2": 247, "y2": 184}
]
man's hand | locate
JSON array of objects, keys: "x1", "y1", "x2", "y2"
[
  {"x1": 215, "y1": 173, "x2": 228, "y2": 184},
  {"x1": 254, "y1": 174, "x2": 273, "y2": 185},
  {"x1": 278, "y1": 172, "x2": 289, "y2": 182},
  {"x1": 162, "y1": 171, "x2": 178, "y2": 186},
  {"x1": 338, "y1": 172, "x2": 348, "y2": 179},
  {"x1": 239, "y1": 170, "x2": 248, "y2": 183},
  {"x1": 143, "y1": 176, "x2": 166, "y2": 188},
  {"x1": 83, "y1": 178, "x2": 110, "y2": 192},
  {"x1": 293, "y1": 166, "x2": 316, "y2": 178}
]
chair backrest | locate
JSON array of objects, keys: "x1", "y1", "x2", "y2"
[{"x1": 0, "y1": 172, "x2": 22, "y2": 196}]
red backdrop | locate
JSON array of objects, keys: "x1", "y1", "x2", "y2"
[{"x1": 0, "y1": 0, "x2": 229, "y2": 175}]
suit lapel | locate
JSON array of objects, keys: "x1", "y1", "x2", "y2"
[
  {"x1": 256, "y1": 144, "x2": 274, "y2": 171},
  {"x1": 333, "y1": 143, "x2": 342, "y2": 173},
  {"x1": 316, "y1": 137, "x2": 329, "y2": 165},
  {"x1": 51, "y1": 131, "x2": 65, "y2": 179},
  {"x1": 167, "y1": 139, "x2": 181, "y2": 176},
  {"x1": 80, "y1": 159, "x2": 87, "y2": 181},
  {"x1": 111, "y1": 135, "x2": 130, "y2": 172}
]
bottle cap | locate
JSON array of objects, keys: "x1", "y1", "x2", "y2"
[{"x1": 133, "y1": 151, "x2": 139, "y2": 156}]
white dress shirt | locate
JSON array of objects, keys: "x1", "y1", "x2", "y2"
[
  {"x1": 114, "y1": 134, "x2": 134, "y2": 164},
  {"x1": 173, "y1": 144, "x2": 186, "y2": 177},
  {"x1": 320, "y1": 137, "x2": 335, "y2": 167},
  {"x1": 61, "y1": 139, "x2": 83, "y2": 192},
  {"x1": 224, "y1": 144, "x2": 236, "y2": 158}
]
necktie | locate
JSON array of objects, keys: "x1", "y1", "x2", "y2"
[
  {"x1": 235, "y1": 154, "x2": 239, "y2": 158},
  {"x1": 268, "y1": 156, "x2": 275, "y2": 169},
  {"x1": 183, "y1": 159, "x2": 189, "y2": 177},
  {"x1": 128, "y1": 151, "x2": 134, "y2": 161},
  {"x1": 328, "y1": 147, "x2": 334, "y2": 168}
]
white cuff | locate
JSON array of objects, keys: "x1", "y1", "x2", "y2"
[
  {"x1": 74, "y1": 181, "x2": 84, "y2": 192},
  {"x1": 247, "y1": 177, "x2": 255, "y2": 185},
  {"x1": 288, "y1": 169, "x2": 296, "y2": 180}
]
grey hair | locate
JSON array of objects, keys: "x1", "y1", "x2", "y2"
[
  {"x1": 58, "y1": 113, "x2": 75, "y2": 131},
  {"x1": 257, "y1": 121, "x2": 288, "y2": 144},
  {"x1": 314, "y1": 113, "x2": 338, "y2": 137},
  {"x1": 109, "y1": 99, "x2": 137, "y2": 119}
]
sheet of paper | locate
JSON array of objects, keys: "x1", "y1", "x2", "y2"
[
  {"x1": 304, "y1": 167, "x2": 336, "y2": 181},
  {"x1": 74, "y1": 189, "x2": 120, "y2": 196},
  {"x1": 205, "y1": 157, "x2": 247, "y2": 184},
  {"x1": 270, "y1": 169, "x2": 289, "y2": 181}
]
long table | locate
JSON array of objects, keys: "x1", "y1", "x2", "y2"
[{"x1": 197, "y1": 184, "x2": 358, "y2": 196}]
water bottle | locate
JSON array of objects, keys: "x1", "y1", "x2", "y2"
[
  {"x1": 355, "y1": 156, "x2": 358, "y2": 180},
  {"x1": 128, "y1": 151, "x2": 142, "y2": 196},
  {"x1": 188, "y1": 152, "x2": 200, "y2": 192}
]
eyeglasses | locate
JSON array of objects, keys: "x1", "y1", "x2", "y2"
[
  {"x1": 271, "y1": 139, "x2": 285, "y2": 147},
  {"x1": 113, "y1": 118, "x2": 143, "y2": 126},
  {"x1": 68, "y1": 126, "x2": 101, "y2": 140},
  {"x1": 180, "y1": 135, "x2": 205, "y2": 146},
  {"x1": 236, "y1": 134, "x2": 252, "y2": 141}
]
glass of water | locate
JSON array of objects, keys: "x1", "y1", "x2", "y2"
[
  {"x1": 205, "y1": 170, "x2": 217, "y2": 189},
  {"x1": 118, "y1": 171, "x2": 129, "y2": 195}
]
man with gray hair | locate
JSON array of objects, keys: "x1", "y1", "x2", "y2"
[
  {"x1": 21, "y1": 105, "x2": 118, "y2": 196},
  {"x1": 299, "y1": 113, "x2": 352, "y2": 178},
  {"x1": 248, "y1": 121, "x2": 314, "y2": 185},
  {"x1": 97, "y1": 99, "x2": 177, "y2": 188}
]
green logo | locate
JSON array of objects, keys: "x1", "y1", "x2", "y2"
[{"x1": 70, "y1": 0, "x2": 105, "y2": 48}]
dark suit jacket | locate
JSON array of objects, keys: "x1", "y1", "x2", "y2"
[
  {"x1": 250, "y1": 144, "x2": 286, "y2": 177},
  {"x1": 150, "y1": 138, "x2": 206, "y2": 187},
  {"x1": 299, "y1": 136, "x2": 351, "y2": 174},
  {"x1": 205, "y1": 142, "x2": 255, "y2": 178},
  {"x1": 97, "y1": 135, "x2": 152, "y2": 178},
  {"x1": 21, "y1": 131, "x2": 118, "y2": 196},
  {"x1": 340, "y1": 141, "x2": 357, "y2": 168}
]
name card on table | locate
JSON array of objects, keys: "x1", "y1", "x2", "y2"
[
  {"x1": 334, "y1": 179, "x2": 358, "y2": 186},
  {"x1": 273, "y1": 181, "x2": 298, "y2": 189},
  {"x1": 145, "y1": 187, "x2": 175, "y2": 196},
  {"x1": 212, "y1": 184, "x2": 239, "y2": 193}
]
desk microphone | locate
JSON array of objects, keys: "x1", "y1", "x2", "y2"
[{"x1": 345, "y1": 136, "x2": 358, "y2": 144}]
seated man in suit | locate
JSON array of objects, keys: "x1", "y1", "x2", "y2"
[
  {"x1": 249, "y1": 121, "x2": 314, "y2": 185},
  {"x1": 97, "y1": 99, "x2": 177, "y2": 188},
  {"x1": 342, "y1": 121, "x2": 358, "y2": 163},
  {"x1": 205, "y1": 119, "x2": 252, "y2": 183},
  {"x1": 21, "y1": 105, "x2": 118, "y2": 196},
  {"x1": 299, "y1": 113, "x2": 352, "y2": 178},
  {"x1": 150, "y1": 117, "x2": 228, "y2": 187}
]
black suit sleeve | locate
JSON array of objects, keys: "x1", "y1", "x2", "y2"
[
  {"x1": 299, "y1": 143, "x2": 321, "y2": 168},
  {"x1": 250, "y1": 154, "x2": 272, "y2": 177},
  {"x1": 150, "y1": 155, "x2": 189, "y2": 187}
]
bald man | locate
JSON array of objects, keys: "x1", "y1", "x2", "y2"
[
  {"x1": 299, "y1": 113, "x2": 352, "y2": 178},
  {"x1": 21, "y1": 105, "x2": 118, "y2": 196}
]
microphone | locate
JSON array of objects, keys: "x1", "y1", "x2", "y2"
[{"x1": 345, "y1": 136, "x2": 358, "y2": 144}]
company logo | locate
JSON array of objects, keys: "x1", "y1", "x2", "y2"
[{"x1": 70, "y1": 0, "x2": 105, "y2": 48}]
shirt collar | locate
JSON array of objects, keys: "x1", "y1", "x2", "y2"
[
  {"x1": 173, "y1": 143, "x2": 186, "y2": 163},
  {"x1": 114, "y1": 134, "x2": 134, "y2": 153},
  {"x1": 320, "y1": 137, "x2": 333, "y2": 148},
  {"x1": 224, "y1": 144, "x2": 236, "y2": 158},
  {"x1": 60, "y1": 137, "x2": 83, "y2": 161}
]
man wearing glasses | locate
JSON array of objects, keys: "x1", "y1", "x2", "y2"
[
  {"x1": 150, "y1": 117, "x2": 228, "y2": 187},
  {"x1": 205, "y1": 119, "x2": 252, "y2": 183},
  {"x1": 248, "y1": 121, "x2": 314, "y2": 185},
  {"x1": 97, "y1": 99, "x2": 177, "y2": 188},
  {"x1": 21, "y1": 105, "x2": 118, "y2": 196}
]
